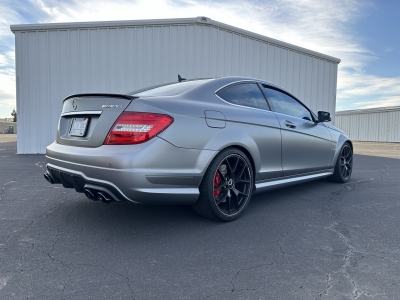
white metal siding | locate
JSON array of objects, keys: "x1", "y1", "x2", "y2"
[
  {"x1": 13, "y1": 18, "x2": 339, "y2": 153},
  {"x1": 335, "y1": 108, "x2": 400, "y2": 142}
]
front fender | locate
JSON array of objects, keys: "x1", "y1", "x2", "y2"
[{"x1": 332, "y1": 133, "x2": 352, "y2": 165}]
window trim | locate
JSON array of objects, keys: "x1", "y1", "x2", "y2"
[
  {"x1": 260, "y1": 84, "x2": 317, "y2": 122},
  {"x1": 214, "y1": 80, "x2": 255, "y2": 94},
  {"x1": 214, "y1": 81, "x2": 272, "y2": 112}
]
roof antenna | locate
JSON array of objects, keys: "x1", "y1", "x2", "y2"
[{"x1": 178, "y1": 74, "x2": 186, "y2": 82}]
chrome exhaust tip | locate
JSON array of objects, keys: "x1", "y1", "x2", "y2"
[
  {"x1": 43, "y1": 173, "x2": 54, "y2": 184},
  {"x1": 84, "y1": 189, "x2": 95, "y2": 200}
]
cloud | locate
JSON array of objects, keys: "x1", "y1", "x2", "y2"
[
  {"x1": 384, "y1": 47, "x2": 394, "y2": 53},
  {"x1": 0, "y1": 51, "x2": 16, "y2": 118},
  {"x1": 32, "y1": 0, "x2": 363, "y2": 50},
  {"x1": 0, "y1": 70, "x2": 16, "y2": 118},
  {"x1": 336, "y1": 70, "x2": 400, "y2": 110},
  {"x1": 0, "y1": 1, "x2": 23, "y2": 40},
  {"x1": 0, "y1": 51, "x2": 14, "y2": 68},
  {"x1": 24, "y1": 0, "x2": 375, "y2": 72},
  {"x1": 338, "y1": 72, "x2": 400, "y2": 98},
  {"x1": 0, "y1": 0, "x2": 398, "y2": 115},
  {"x1": 353, "y1": 96, "x2": 400, "y2": 109}
]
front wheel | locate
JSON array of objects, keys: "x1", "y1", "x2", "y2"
[
  {"x1": 329, "y1": 142, "x2": 353, "y2": 183},
  {"x1": 192, "y1": 148, "x2": 254, "y2": 221}
]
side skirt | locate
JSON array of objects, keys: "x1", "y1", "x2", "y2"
[{"x1": 254, "y1": 170, "x2": 333, "y2": 194}]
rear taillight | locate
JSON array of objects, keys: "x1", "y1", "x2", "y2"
[{"x1": 103, "y1": 112, "x2": 174, "y2": 145}]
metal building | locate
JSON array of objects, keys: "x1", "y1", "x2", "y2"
[
  {"x1": 335, "y1": 106, "x2": 400, "y2": 143},
  {"x1": 11, "y1": 16, "x2": 340, "y2": 154}
]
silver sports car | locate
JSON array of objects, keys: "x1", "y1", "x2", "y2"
[{"x1": 44, "y1": 76, "x2": 353, "y2": 221}]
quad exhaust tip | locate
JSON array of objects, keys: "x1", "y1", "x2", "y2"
[
  {"x1": 43, "y1": 174, "x2": 116, "y2": 204},
  {"x1": 43, "y1": 173, "x2": 54, "y2": 184},
  {"x1": 97, "y1": 192, "x2": 113, "y2": 204},
  {"x1": 84, "y1": 189, "x2": 114, "y2": 203},
  {"x1": 84, "y1": 189, "x2": 95, "y2": 200}
]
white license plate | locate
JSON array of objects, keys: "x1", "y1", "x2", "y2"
[{"x1": 70, "y1": 118, "x2": 89, "y2": 137}]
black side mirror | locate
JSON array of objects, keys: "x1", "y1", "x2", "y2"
[{"x1": 317, "y1": 111, "x2": 331, "y2": 123}]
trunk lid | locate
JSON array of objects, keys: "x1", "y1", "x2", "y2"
[{"x1": 56, "y1": 94, "x2": 135, "y2": 147}]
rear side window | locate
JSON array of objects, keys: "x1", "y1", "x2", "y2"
[
  {"x1": 132, "y1": 79, "x2": 212, "y2": 97},
  {"x1": 216, "y1": 83, "x2": 270, "y2": 110}
]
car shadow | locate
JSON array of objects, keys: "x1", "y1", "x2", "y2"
[{"x1": 58, "y1": 152, "x2": 397, "y2": 234}]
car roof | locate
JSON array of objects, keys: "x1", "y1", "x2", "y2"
[
  {"x1": 210, "y1": 76, "x2": 286, "y2": 91},
  {"x1": 128, "y1": 76, "x2": 297, "y2": 102},
  {"x1": 187, "y1": 76, "x2": 296, "y2": 99},
  {"x1": 129, "y1": 76, "x2": 287, "y2": 93}
]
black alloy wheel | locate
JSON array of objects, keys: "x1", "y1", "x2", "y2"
[
  {"x1": 329, "y1": 142, "x2": 353, "y2": 183},
  {"x1": 213, "y1": 154, "x2": 252, "y2": 216},
  {"x1": 340, "y1": 144, "x2": 353, "y2": 180},
  {"x1": 193, "y1": 148, "x2": 253, "y2": 221}
]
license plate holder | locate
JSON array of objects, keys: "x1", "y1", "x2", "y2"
[{"x1": 70, "y1": 118, "x2": 89, "y2": 137}]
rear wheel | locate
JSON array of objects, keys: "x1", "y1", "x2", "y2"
[
  {"x1": 192, "y1": 148, "x2": 254, "y2": 221},
  {"x1": 329, "y1": 142, "x2": 353, "y2": 183}
]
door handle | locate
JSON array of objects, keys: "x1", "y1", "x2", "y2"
[{"x1": 284, "y1": 120, "x2": 296, "y2": 128}]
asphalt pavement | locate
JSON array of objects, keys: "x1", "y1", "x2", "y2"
[{"x1": 0, "y1": 135, "x2": 399, "y2": 299}]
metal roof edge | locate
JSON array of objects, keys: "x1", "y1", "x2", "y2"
[
  {"x1": 336, "y1": 106, "x2": 400, "y2": 116},
  {"x1": 197, "y1": 17, "x2": 341, "y2": 64},
  {"x1": 10, "y1": 17, "x2": 199, "y2": 32},
  {"x1": 10, "y1": 16, "x2": 340, "y2": 63}
]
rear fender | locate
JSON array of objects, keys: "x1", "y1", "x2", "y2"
[{"x1": 201, "y1": 129, "x2": 261, "y2": 174}]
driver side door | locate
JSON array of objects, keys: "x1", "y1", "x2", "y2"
[{"x1": 261, "y1": 85, "x2": 333, "y2": 177}]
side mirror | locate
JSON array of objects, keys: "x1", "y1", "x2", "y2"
[{"x1": 317, "y1": 111, "x2": 331, "y2": 123}]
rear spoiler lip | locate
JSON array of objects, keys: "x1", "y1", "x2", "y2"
[{"x1": 63, "y1": 93, "x2": 138, "y2": 102}]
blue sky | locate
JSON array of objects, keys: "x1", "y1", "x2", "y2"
[{"x1": 0, "y1": 0, "x2": 399, "y2": 118}]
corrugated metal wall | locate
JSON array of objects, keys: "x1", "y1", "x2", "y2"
[
  {"x1": 335, "y1": 109, "x2": 400, "y2": 142},
  {"x1": 13, "y1": 20, "x2": 339, "y2": 153}
]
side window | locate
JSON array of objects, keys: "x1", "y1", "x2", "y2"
[
  {"x1": 216, "y1": 83, "x2": 270, "y2": 111},
  {"x1": 262, "y1": 87, "x2": 313, "y2": 121}
]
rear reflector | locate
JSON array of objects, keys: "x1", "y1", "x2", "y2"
[{"x1": 103, "y1": 112, "x2": 174, "y2": 145}]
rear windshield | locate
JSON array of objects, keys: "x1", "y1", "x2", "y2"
[{"x1": 131, "y1": 79, "x2": 212, "y2": 97}]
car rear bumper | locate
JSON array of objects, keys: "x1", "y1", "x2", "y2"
[{"x1": 45, "y1": 137, "x2": 218, "y2": 205}]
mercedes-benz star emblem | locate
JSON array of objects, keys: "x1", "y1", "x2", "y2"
[
  {"x1": 228, "y1": 179, "x2": 234, "y2": 189},
  {"x1": 72, "y1": 100, "x2": 77, "y2": 110}
]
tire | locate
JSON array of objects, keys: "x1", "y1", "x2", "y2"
[
  {"x1": 192, "y1": 148, "x2": 254, "y2": 221},
  {"x1": 329, "y1": 142, "x2": 353, "y2": 183}
]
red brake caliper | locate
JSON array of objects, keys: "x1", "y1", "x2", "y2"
[{"x1": 214, "y1": 172, "x2": 221, "y2": 197}]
